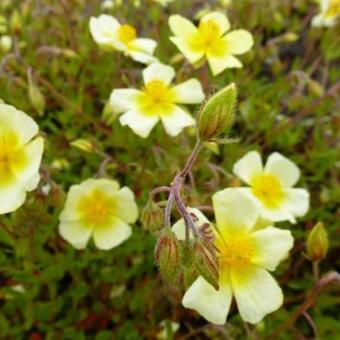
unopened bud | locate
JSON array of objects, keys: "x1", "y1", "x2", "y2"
[
  {"x1": 70, "y1": 139, "x2": 95, "y2": 153},
  {"x1": 10, "y1": 10, "x2": 22, "y2": 34},
  {"x1": 141, "y1": 200, "x2": 163, "y2": 233},
  {"x1": 198, "y1": 83, "x2": 237, "y2": 141},
  {"x1": 283, "y1": 32, "x2": 299, "y2": 43},
  {"x1": 306, "y1": 222, "x2": 329, "y2": 262},
  {"x1": 193, "y1": 239, "x2": 219, "y2": 290},
  {"x1": 27, "y1": 69, "x2": 45, "y2": 117},
  {"x1": 155, "y1": 229, "x2": 181, "y2": 284},
  {"x1": 0, "y1": 35, "x2": 12, "y2": 53}
]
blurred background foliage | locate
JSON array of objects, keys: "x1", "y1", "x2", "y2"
[{"x1": 0, "y1": 0, "x2": 339, "y2": 338}]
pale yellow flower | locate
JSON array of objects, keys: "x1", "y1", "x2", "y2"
[
  {"x1": 110, "y1": 63, "x2": 205, "y2": 138},
  {"x1": 169, "y1": 12, "x2": 253, "y2": 76},
  {"x1": 89, "y1": 14, "x2": 157, "y2": 64},
  {"x1": 173, "y1": 190, "x2": 294, "y2": 325},
  {"x1": 0, "y1": 104, "x2": 44, "y2": 214},
  {"x1": 233, "y1": 151, "x2": 309, "y2": 223},
  {"x1": 59, "y1": 178, "x2": 138, "y2": 250},
  {"x1": 312, "y1": 0, "x2": 340, "y2": 27}
]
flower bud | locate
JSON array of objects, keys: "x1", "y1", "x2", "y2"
[
  {"x1": 306, "y1": 222, "x2": 329, "y2": 262},
  {"x1": 27, "y1": 70, "x2": 45, "y2": 117},
  {"x1": 198, "y1": 83, "x2": 237, "y2": 141},
  {"x1": 141, "y1": 200, "x2": 163, "y2": 233},
  {"x1": 155, "y1": 229, "x2": 181, "y2": 284},
  {"x1": 193, "y1": 239, "x2": 219, "y2": 290},
  {"x1": 10, "y1": 10, "x2": 22, "y2": 35},
  {"x1": 0, "y1": 35, "x2": 12, "y2": 53},
  {"x1": 70, "y1": 139, "x2": 95, "y2": 153}
]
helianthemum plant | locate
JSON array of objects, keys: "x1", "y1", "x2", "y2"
[
  {"x1": 110, "y1": 62, "x2": 205, "y2": 138},
  {"x1": 89, "y1": 14, "x2": 157, "y2": 64},
  {"x1": 172, "y1": 190, "x2": 294, "y2": 324},
  {"x1": 59, "y1": 178, "x2": 138, "y2": 250},
  {"x1": 232, "y1": 151, "x2": 310, "y2": 223},
  {"x1": 0, "y1": 103, "x2": 44, "y2": 214},
  {"x1": 169, "y1": 11, "x2": 253, "y2": 76}
]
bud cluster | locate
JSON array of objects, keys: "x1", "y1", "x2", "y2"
[{"x1": 155, "y1": 213, "x2": 219, "y2": 290}]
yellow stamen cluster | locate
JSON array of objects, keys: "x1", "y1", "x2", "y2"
[
  {"x1": 0, "y1": 131, "x2": 27, "y2": 186},
  {"x1": 219, "y1": 233, "x2": 254, "y2": 268},
  {"x1": 117, "y1": 24, "x2": 137, "y2": 44},
  {"x1": 251, "y1": 174, "x2": 284, "y2": 209},
  {"x1": 326, "y1": 0, "x2": 340, "y2": 17},
  {"x1": 77, "y1": 189, "x2": 115, "y2": 226},
  {"x1": 144, "y1": 80, "x2": 170, "y2": 104},
  {"x1": 198, "y1": 20, "x2": 221, "y2": 48}
]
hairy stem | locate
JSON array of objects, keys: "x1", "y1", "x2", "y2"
[{"x1": 163, "y1": 139, "x2": 203, "y2": 237}]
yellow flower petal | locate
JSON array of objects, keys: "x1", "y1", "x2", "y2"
[
  {"x1": 212, "y1": 188, "x2": 259, "y2": 233},
  {"x1": 250, "y1": 227, "x2": 294, "y2": 271},
  {"x1": 93, "y1": 217, "x2": 132, "y2": 250},
  {"x1": 169, "y1": 79, "x2": 205, "y2": 104},
  {"x1": 233, "y1": 150, "x2": 263, "y2": 185},
  {"x1": 264, "y1": 152, "x2": 300, "y2": 187},
  {"x1": 119, "y1": 110, "x2": 159, "y2": 138},
  {"x1": 160, "y1": 106, "x2": 195, "y2": 136},
  {"x1": 89, "y1": 15, "x2": 125, "y2": 51},
  {"x1": 0, "y1": 103, "x2": 39, "y2": 145},
  {"x1": 200, "y1": 11, "x2": 230, "y2": 36},
  {"x1": 59, "y1": 220, "x2": 94, "y2": 250},
  {"x1": 110, "y1": 89, "x2": 141, "y2": 113},
  {"x1": 169, "y1": 14, "x2": 198, "y2": 39},
  {"x1": 282, "y1": 188, "x2": 310, "y2": 218},
  {"x1": 223, "y1": 29, "x2": 254, "y2": 55},
  {"x1": 130, "y1": 38, "x2": 157, "y2": 55},
  {"x1": 142, "y1": 63, "x2": 175, "y2": 85},
  {"x1": 169, "y1": 37, "x2": 204, "y2": 64},
  {"x1": 112, "y1": 187, "x2": 138, "y2": 224},
  {"x1": 0, "y1": 186, "x2": 26, "y2": 215},
  {"x1": 207, "y1": 53, "x2": 242, "y2": 76},
  {"x1": 182, "y1": 276, "x2": 232, "y2": 325},
  {"x1": 231, "y1": 266, "x2": 283, "y2": 324}
]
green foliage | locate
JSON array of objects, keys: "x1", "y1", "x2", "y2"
[{"x1": 0, "y1": 0, "x2": 339, "y2": 338}]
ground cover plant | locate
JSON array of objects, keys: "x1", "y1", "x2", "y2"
[{"x1": 0, "y1": 0, "x2": 339, "y2": 339}]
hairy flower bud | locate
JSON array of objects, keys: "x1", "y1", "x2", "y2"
[
  {"x1": 307, "y1": 222, "x2": 329, "y2": 262},
  {"x1": 0, "y1": 35, "x2": 12, "y2": 53},
  {"x1": 27, "y1": 69, "x2": 45, "y2": 117},
  {"x1": 193, "y1": 239, "x2": 219, "y2": 290},
  {"x1": 141, "y1": 200, "x2": 163, "y2": 233},
  {"x1": 70, "y1": 139, "x2": 95, "y2": 153},
  {"x1": 198, "y1": 83, "x2": 237, "y2": 141},
  {"x1": 155, "y1": 229, "x2": 181, "y2": 284}
]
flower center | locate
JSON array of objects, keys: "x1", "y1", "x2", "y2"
[
  {"x1": 218, "y1": 233, "x2": 254, "y2": 268},
  {"x1": 0, "y1": 130, "x2": 25, "y2": 187},
  {"x1": 144, "y1": 79, "x2": 170, "y2": 104},
  {"x1": 326, "y1": 0, "x2": 340, "y2": 17},
  {"x1": 117, "y1": 24, "x2": 136, "y2": 44},
  {"x1": 251, "y1": 173, "x2": 285, "y2": 208},
  {"x1": 77, "y1": 189, "x2": 115, "y2": 226},
  {"x1": 198, "y1": 20, "x2": 220, "y2": 47}
]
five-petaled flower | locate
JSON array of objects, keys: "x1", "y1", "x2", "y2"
[
  {"x1": 312, "y1": 0, "x2": 340, "y2": 27},
  {"x1": 89, "y1": 14, "x2": 157, "y2": 64},
  {"x1": 0, "y1": 104, "x2": 44, "y2": 214},
  {"x1": 169, "y1": 11, "x2": 254, "y2": 76},
  {"x1": 233, "y1": 151, "x2": 310, "y2": 223},
  {"x1": 173, "y1": 190, "x2": 294, "y2": 325},
  {"x1": 59, "y1": 178, "x2": 138, "y2": 250},
  {"x1": 110, "y1": 63, "x2": 205, "y2": 138}
]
